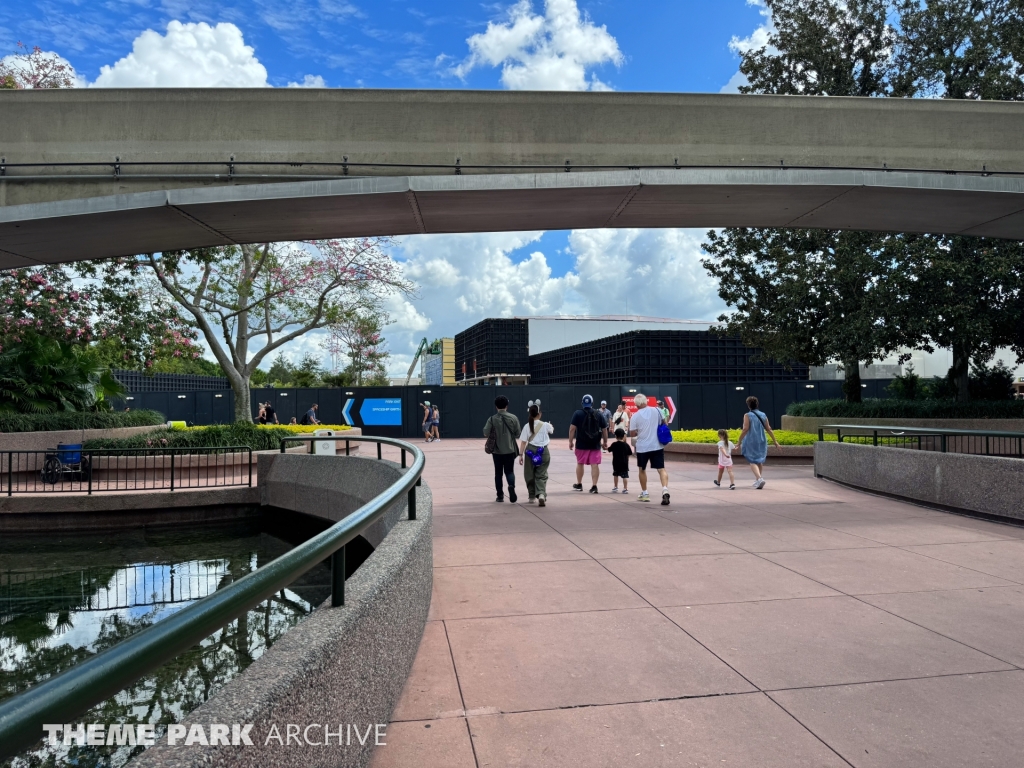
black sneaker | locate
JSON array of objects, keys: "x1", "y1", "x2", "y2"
[
  {"x1": 661, "y1": 492, "x2": 670, "y2": 506},
  {"x1": 572, "y1": 484, "x2": 583, "y2": 492},
  {"x1": 495, "y1": 495, "x2": 504, "y2": 502},
  {"x1": 509, "y1": 489, "x2": 518, "y2": 503},
  {"x1": 713, "y1": 480, "x2": 721, "y2": 487},
  {"x1": 589, "y1": 485, "x2": 599, "y2": 494}
]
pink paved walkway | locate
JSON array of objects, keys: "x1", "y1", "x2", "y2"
[{"x1": 371, "y1": 438, "x2": 1024, "y2": 768}]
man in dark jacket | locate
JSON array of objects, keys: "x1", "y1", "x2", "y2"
[{"x1": 483, "y1": 395, "x2": 521, "y2": 503}]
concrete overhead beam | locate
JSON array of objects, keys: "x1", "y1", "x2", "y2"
[{"x1": 1, "y1": 168, "x2": 1023, "y2": 268}]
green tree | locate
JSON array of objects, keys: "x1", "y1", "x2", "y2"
[
  {"x1": 719, "y1": 0, "x2": 1024, "y2": 401},
  {"x1": 266, "y1": 352, "x2": 295, "y2": 387},
  {"x1": 145, "y1": 239, "x2": 411, "y2": 422},
  {"x1": 292, "y1": 352, "x2": 326, "y2": 388},
  {"x1": 323, "y1": 312, "x2": 392, "y2": 386},
  {"x1": 703, "y1": 228, "x2": 896, "y2": 401},
  {"x1": 0, "y1": 333, "x2": 126, "y2": 413}
]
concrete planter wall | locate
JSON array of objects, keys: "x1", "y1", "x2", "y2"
[
  {"x1": 133, "y1": 452, "x2": 432, "y2": 768},
  {"x1": 666, "y1": 442, "x2": 814, "y2": 465},
  {"x1": 0, "y1": 424, "x2": 163, "y2": 452},
  {"x1": 783, "y1": 415, "x2": 1024, "y2": 434},
  {"x1": 814, "y1": 441, "x2": 1024, "y2": 522}
]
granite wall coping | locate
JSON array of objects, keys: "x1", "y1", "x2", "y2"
[
  {"x1": 814, "y1": 441, "x2": 1024, "y2": 522},
  {"x1": 0, "y1": 424, "x2": 163, "y2": 452},
  {"x1": 131, "y1": 452, "x2": 433, "y2": 768}
]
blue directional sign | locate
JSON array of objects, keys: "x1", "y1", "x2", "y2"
[
  {"x1": 342, "y1": 398, "x2": 355, "y2": 425},
  {"x1": 359, "y1": 398, "x2": 403, "y2": 426}
]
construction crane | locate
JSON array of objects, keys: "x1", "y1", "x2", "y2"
[{"x1": 406, "y1": 338, "x2": 443, "y2": 385}]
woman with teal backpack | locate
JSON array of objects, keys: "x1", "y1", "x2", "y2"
[{"x1": 737, "y1": 395, "x2": 781, "y2": 489}]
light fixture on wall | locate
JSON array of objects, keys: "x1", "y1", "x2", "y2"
[
  {"x1": 214, "y1": 394, "x2": 223, "y2": 398},
  {"x1": 177, "y1": 395, "x2": 187, "y2": 399},
  {"x1": 279, "y1": 393, "x2": 288, "y2": 397},
  {"x1": 735, "y1": 387, "x2": 745, "y2": 391},
  {"x1": 805, "y1": 385, "x2": 815, "y2": 389},
  {"x1": 126, "y1": 396, "x2": 135, "y2": 401},
  {"x1": 345, "y1": 391, "x2": 354, "y2": 395}
]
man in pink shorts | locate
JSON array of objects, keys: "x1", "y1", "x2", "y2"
[{"x1": 568, "y1": 394, "x2": 609, "y2": 493}]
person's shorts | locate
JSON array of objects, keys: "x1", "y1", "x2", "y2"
[
  {"x1": 431, "y1": 421, "x2": 439, "y2": 427},
  {"x1": 574, "y1": 448, "x2": 602, "y2": 465},
  {"x1": 637, "y1": 449, "x2": 665, "y2": 470},
  {"x1": 613, "y1": 469, "x2": 629, "y2": 478},
  {"x1": 422, "y1": 423, "x2": 431, "y2": 433}
]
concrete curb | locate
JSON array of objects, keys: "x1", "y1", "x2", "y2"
[
  {"x1": 783, "y1": 415, "x2": 1024, "y2": 433},
  {"x1": 666, "y1": 442, "x2": 814, "y2": 466}
]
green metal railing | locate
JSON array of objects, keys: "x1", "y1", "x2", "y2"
[
  {"x1": 818, "y1": 424, "x2": 1024, "y2": 458},
  {"x1": 0, "y1": 434, "x2": 424, "y2": 761}
]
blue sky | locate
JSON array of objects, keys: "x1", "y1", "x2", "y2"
[{"x1": 1, "y1": 0, "x2": 772, "y2": 373}]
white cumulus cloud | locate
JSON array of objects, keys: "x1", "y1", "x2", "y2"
[
  {"x1": 450, "y1": 0, "x2": 623, "y2": 91},
  {"x1": 382, "y1": 228, "x2": 727, "y2": 375},
  {"x1": 721, "y1": 0, "x2": 775, "y2": 93},
  {"x1": 287, "y1": 74, "x2": 328, "y2": 88},
  {"x1": 91, "y1": 21, "x2": 270, "y2": 87}
]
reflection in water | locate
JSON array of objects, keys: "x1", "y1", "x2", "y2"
[{"x1": 1, "y1": 519, "x2": 332, "y2": 768}]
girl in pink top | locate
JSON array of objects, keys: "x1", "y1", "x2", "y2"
[{"x1": 714, "y1": 429, "x2": 736, "y2": 490}]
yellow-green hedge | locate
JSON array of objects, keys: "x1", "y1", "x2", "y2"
[{"x1": 671, "y1": 429, "x2": 828, "y2": 446}]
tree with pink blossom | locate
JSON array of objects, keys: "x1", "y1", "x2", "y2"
[
  {"x1": 146, "y1": 239, "x2": 412, "y2": 422},
  {"x1": 0, "y1": 42, "x2": 76, "y2": 89}
]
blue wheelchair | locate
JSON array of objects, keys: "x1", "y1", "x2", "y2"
[{"x1": 41, "y1": 443, "x2": 92, "y2": 485}]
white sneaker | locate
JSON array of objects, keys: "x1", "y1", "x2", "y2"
[
  {"x1": 751, "y1": 481, "x2": 760, "y2": 488},
  {"x1": 638, "y1": 492, "x2": 650, "y2": 502},
  {"x1": 756, "y1": 478, "x2": 766, "y2": 489}
]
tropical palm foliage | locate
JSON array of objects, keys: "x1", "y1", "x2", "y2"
[{"x1": 0, "y1": 333, "x2": 127, "y2": 413}]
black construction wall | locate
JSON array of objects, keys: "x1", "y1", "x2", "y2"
[{"x1": 118, "y1": 380, "x2": 894, "y2": 437}]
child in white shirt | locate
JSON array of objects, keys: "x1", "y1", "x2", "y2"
[{"x1": 713, "y1": 429, "x2": 736, "y2": 490}]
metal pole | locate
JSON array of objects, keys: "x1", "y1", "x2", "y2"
[
  {"x1": 331, "y1": 547, "x2": 346, "y2": 607},
  {"x1": 941, "y1": 434, "x2": 947, "y2": 453},
  {"x1": 818, "y1": 428, "x2": 823, "y2": 442},
  {"x1": 408, "y1": 485, "x2": 417, "y2": 521},
  {"x1": 248, "y1": 449, "x2": 253, "y2": 487},
  {"x1": 377, "y1": 443, "x2": 382, "y2": 460},
  {"x1": 346, "y1": 440, "x2": 350, "y2": 456},
  {"x1": 87, "y1": 453, "x2": 92, "y2": 496},
  {"x1": 873, "y1": 430, "x2": 878, "y2": 447},
  {"x1": 402, "y1": 449, "x2": 407, "y2": 468},
  {"x1": 170, "y1": 452, "x2": 175, "y2": 492},
  {"x1": 6, "y1": 452, "x2": 11, "y2": 497}
]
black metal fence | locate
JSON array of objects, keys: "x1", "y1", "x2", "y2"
[
  {"x1": 1, "y1": 447, "x2": 253, "y2": 495},
  {"x1": 819, "y1": 425, "x2": 1024, "y2": 459}
]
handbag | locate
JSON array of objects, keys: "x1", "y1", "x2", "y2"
[
  {"x1": 525, "y1": 445, "x2": 545, "y2": 466},
  {"x1": 484, "y1": 422, "x2": 498, "y2": 454},
  {"x1": 657, "y1": 423, "x2": 673, "y2": 445}
]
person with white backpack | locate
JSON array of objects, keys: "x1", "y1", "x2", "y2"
[{"x1": 628, "y1": 393, "x2": 671, "y2": 505}]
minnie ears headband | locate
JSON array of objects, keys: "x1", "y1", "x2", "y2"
[{"x1": 527, "y1": 399, "x2": 542, "y2": 408}]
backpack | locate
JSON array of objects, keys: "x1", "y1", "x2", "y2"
[
  {"x1": 581, "y1": 410, "x2": 602, "y2": 441},
  {"x1": 657, "y1": 423, "x2": 673, "y2": 445},
  {"x1": 300, "y1": 412, "x2": 310, "y2": 426}
]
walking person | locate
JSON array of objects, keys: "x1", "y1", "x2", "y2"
[
  {"x1": 421, "y1": 401, "x2": 433, "y2": 442},
  {"x1": 568, "y1": 394, "x2": 608, "y2": 493},
  {"x1": 484, "y1": 396, "x2": 521, "y2": 503},
  {"x1": 713, "y1": 429, "x2": 736, "y2": 489},
  {"x1": 430, "y1": 403, "x2": 441, "y2": 442},
  {"x1": 657, "y1": 399, "x2": 670, "y2": 424},
  {"x1": 257, "y1": 403, "x2": 267, "y2": 425},
  {"x1": 518, "y1": 402, "x2": 553, "y2": 507},
  {"x1": 264, "y1": 400, "x2": 279, "y2": 425},
  {"x1": 611, "y1": 403, "x2": 630, "y2": 436},
  {"x1": 301, "y1": 403, "x2": 321, "y2": 426},
  {"x1": 609, "y1": 428, "x2": 633, "y2": 493},
  {"x1": 629, "y1": 393, "x2": 670, "y2": 505},
  {"x1": 598, "y1": 400, "x2": 613, "y2": 433},
  {"x1": 737, "y1": 395, "x2": 781, "y2": 489}
]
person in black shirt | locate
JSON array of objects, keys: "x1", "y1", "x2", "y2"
[
  {"x1": 568, "y1": 394, "x2": 608, "y2": 493},
  {"x1": 608, "y1": 428, "x2": 632, "y2": 493},
  {"x1": 264, "y1": 402, "x2": 279, "y2": 424}
]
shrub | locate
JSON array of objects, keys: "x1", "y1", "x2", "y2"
[
  {"x1": 0, "y1": 409, "x2": 165, "y2": 433},
  {"x1": 83, "y1": 422, "x2": 305, "y2": 451},
  {"x1": 671, "y1": 429, "x2": 824, "y2": 445},
  {"x1": 786, "y1": 398, "x2": 1024, "y2": 419}
]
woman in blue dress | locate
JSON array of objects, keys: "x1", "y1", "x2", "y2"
[{"x1": 737, "y1": 395, "x2": 780, "y2": 489}]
